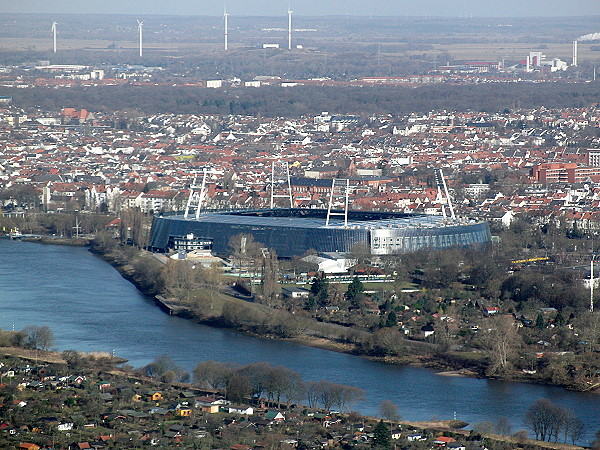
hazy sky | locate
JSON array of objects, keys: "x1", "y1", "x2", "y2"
[{"x1": 4, "y1": 0, "x2": 600, "y2": 17}]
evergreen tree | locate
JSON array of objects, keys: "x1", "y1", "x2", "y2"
[
  {"x1": 536, "y1": 313, "x2": 545, "y2": 329},
  {"x1": 373, "y1": 420, "x2": 391, "y2": 448},
  {"x1": 385, "y1": 311, "x2": 398, "y2": 328},
  {"x1": 310, "y1": 273, "x2": 329, "y2": 306},
  {"x1": 346, "y1": 276, "x2": 364, "y2": 302}
]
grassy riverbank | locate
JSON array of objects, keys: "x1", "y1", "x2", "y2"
[
  {"x1": 87, "y1": 242, "x2": 490, "y2": 378},
  {"x1": 21, "y1": 236, "x2": 589, "y2": 394}
]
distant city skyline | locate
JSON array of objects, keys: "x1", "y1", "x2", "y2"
[{"x1": 2, "y1": 0, "x2": 599, "y2": 17}]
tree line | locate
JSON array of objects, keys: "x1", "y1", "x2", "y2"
[
  {"x1": 137, "y1": 356, "x2": 365, "y2": 413},
  {"x1": 525, "y1": 398, "x2": 585, "y2": 444},
  {"x1": 3, "y1": 82, "x2": 600, "y2": 118}
]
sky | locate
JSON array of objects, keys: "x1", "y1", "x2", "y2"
[{"x1": 3, "y1": 0, "x2": 600, "y2": 17}]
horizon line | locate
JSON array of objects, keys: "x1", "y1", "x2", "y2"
[{"x1": 2, "y1": 12, "x2": 600, "y2": 19}]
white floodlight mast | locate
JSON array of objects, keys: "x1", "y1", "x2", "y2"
[
  {"x1": 436, "y1": 168, "x2": 456, "y2": 220},
  {"x1": 224, "y1": 3, "x2": 229, "y2": 51},
  {"x1": 326, "y1": 179, "x2": 350, "y2": 227},
  {"x1": 137, "y1": 20, "x2": 143, "y2": 58},
  {"x1": 184, "y1": 174, "x2": 198, "y2": 219},
  {"x1": 195, "y1": 169, "x2": 208, "y2": 220},
  {"x1": 288, "y1": 3, "x2": 293, "y2": 50},
  {"x1": 592, "y1": 255, "x2": 597, "y2": 313},
  {"x1": 184, "y1": 169, "x2": 209, "y2": 219},
  {"x1": 51, "y1": 21, "x2": 57, "y2": 53},
  {"x1": 270, "y1": 161, "x2": 294, "y2": 209}
]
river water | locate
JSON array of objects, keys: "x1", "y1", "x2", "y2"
[{"x1": 0, "y1": 239, "x2": 598, "y2": 443}]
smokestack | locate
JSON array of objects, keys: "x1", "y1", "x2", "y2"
[
  {"x1": 573, "y1": 40, "x2": 578, "y2": 66},
  {"x1": 526, "y1": 55, "x2": 531, "y2": 72}
]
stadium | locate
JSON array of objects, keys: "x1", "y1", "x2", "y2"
[{"x1": 148, "y1": 208, "x2": 492, "y2": 258}]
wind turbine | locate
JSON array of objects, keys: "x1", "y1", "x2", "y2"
[
  {"x1": 137, "y1": 20, "x2": 144, "y2": 57},
  {"x1": 287, "y1": 2, "x2": 293, "y2": 50},
  {"x1": 51, "y1": 21, "x2": 57, "y2": 53},
  {"x1": 224, "y1": 3, "x2": 229, "y2": 51}
]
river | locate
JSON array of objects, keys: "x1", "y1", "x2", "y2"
[{"x1": 0, "y1": 239, "x2": 598, "y2": 443}]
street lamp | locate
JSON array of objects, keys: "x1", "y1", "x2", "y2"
[{"x1": 591, "y1": 254, "x2": 598, "y2": 313}]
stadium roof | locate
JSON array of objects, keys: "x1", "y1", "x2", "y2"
[{"x1": 167, "y1": 209, "x2": 480, "y2": 231}]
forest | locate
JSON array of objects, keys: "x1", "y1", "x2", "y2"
[{"x1": 2, "y1": 83, "x2": 600, "y2": 117}]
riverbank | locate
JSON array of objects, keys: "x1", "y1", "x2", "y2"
[
  {"x1": 1, "y1": 349, "x2": 588, "y2": 450},
  {"x1": 78, "y1": 239, "x2": 597, "y2": 394},
  {"x1": 0, "y1": 346, "x2": 127, "y2": 366},
  {"x1": 88, "y1": 243, "x2": 495, "y2": 378}
]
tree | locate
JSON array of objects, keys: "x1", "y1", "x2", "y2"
[
  {"x1": 373, "y1": 420, "x2": 391, "y2": 448},
  {"x1": 336, "y1": 384, "x2": 365, "y2": 413},
  {"x1": 495, "y1": 417, "x2": 512, "y2": 436},
  {"x1": 305, "y1": 381, "x2": 320, "y2": 409},
  {"x1": 309, "y1": 274, "x2": 329, "y2": 306},
  {"x1": 226, "y1": 373, "x2": 252, "y2": 403},
  {"x1": 143, "y1": 354, "x2": 188, "y2": 382},
  {"x1": 263, "y1": 365, "x2": 303, "y2": 406},
  {"x1": 23, "y1": 325, "x2": 54, "y2": 351},
  {"x1": 161, "y1": 260, "x2": 202, "y2": 300},
  {"x1": 563, "y1": 412, "x2": 585, "y2": 444},
  {"x1": 62, "y1": 350, "x2": 85, "y2": 371},
  {"x1": 315, "y1": 380, "x2": 338, "y2": 411},
  {"x1": 260, "y1": 249, "x2": 281, "y2": 307},
  {"x1": 239, "y1": 362, "x2": 277, "y2": 400},
  {"x1": 421, "y1": 248, "x2": 464, "y2": 289},
  {"x1": 384, "y1": 311, "x2": 397, "y2": 328},
  {"x1": 379, "y1": 400, "x2": 401, "y2": 422},
  {"x1": 193, "y1": 360, "x2": 234, "y2": 390},
  {"x1": 349, "y1": 242, "x2": 371, "y2": 266},
  {"x1": 575, "y1": 312, "x2": 600, "y2": 348},
  {"x1": 120, "y1": 207, "x2": 148, "y2": 248},
  {"x1": 524, "y1": 399, "x2": 579, "y2": 442},
  {"x1": 535, "y1": 313, "x2": 545, "y2": 329},
  {"x1": 479, "y1": 315, "x2": 522, "y2": 375},
  {"x1": 472, "y1": 422, "x2": 495, "y2": 435},
  {"x1": 525, "y1": 399, "x2": 556, "y2": 441},
  {"x1": 229, "y1": 233, "x2": 262, "y2": 273},
  {"x1": 345, "y1": 276, "x2": 364, "y2": 302}
]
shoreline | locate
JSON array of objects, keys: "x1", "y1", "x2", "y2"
[
  {"x1": 0, "y1": 347, "x2": 588, "y2": 450},
  {"x1": 16, "y1": 236, "x2": 596, "y2": 394}
]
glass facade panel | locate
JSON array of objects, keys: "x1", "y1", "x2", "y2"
[{"x1": 149, "y1": 210, "x2": 492, "y2": 257}]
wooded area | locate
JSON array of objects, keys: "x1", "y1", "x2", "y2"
[{"x1": 3, "y1": 83, "x2": 600, "y2": 117}]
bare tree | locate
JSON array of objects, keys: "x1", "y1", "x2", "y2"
[
  {"x1": 260, "y1": 249, "x2": 281, "y2": 307},
  {"x1": 525, "y1": 399, "x2": 581, "y2": 442},
  {"x1": 336, "y1": 384, "x2": 365, "y2": 413},
  {"x1": 575, "y1": 312, "x2": 600, "y2": 350},
  {"x1": 23, "y1": 325, "x2": 54, "y2": 351},
  {"x1": 305, "y1": 381, "x2": 320, "y2": 408},
  {"x1": 239, "y1": 362, "x2": 272, "y2": 400},
  {"x1": 479, "y1": 315, "x2": 522, "y2": 375},
  {"x1": 228, "y1": 233, "x2": 262, "y2": 273},
  {"x1": 317, "y1": 380, "x2": 339, "y2": 411},
  {"x1": 379, "y1": 400, "x2": 401, "y2": 422},
  {"x1": 561, "y1": 409, "x2": 585, "y2": 444},
  {"x1": 193, "y1": 360, "x2": 235, "y2": 390},
  {"x1": 143, "y1": 354, "x2": 188, "y2": 382},
  {"x1": 226, "y1": 373, "x2": 252, "y2": 403},
  {"x1": 161, "y1": 260, "x2": 197, "y2": 300},
  {"x1": 525, "y1": 399, "x2": 556, "y2": 441},
  {"x1": 495, "y1": 417, "x2": 512, "y2": 436},
  {"x1": 120, "y1": 207, "x2": 148, "y2": 248}
]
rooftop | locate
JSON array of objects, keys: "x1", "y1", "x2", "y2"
[{"x1": 166, "y1": 208, "x2": 479, "y2": 231}]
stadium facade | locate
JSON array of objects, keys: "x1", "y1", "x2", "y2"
[{"x1": 149, "y1": 209, "x2": 491, "y2": 258}]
